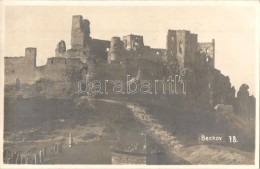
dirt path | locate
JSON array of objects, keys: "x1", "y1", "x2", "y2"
[
  {"x1": 91, "y1": 99, "x2": 255, "y2": 164},
  {"x1": 126, "y1": 104, "x2": 187, "y2": 162},
  {"x1": 97, "y1": 99, "x2": 186, "y2": 161},
  {"x1": 126, "y1": 104, "x2": 254, "y2": 164}
]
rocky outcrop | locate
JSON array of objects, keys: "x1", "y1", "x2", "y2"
[
  {"x1": 235, "y1": 84, "x2": 255, "y2": 118},
  {"x1": 211, "y1": 70, "x2": 236, "y2": 106}
]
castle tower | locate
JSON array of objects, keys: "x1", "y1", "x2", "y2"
[
  {"x1": 71, "y1": 15, "x2": 91, "y2": 49},
  {"x1": 25, "y1": 47, "x2": 37, "y2": 68},
  {"x1": 166, "y1": 30, "x2": 198, "y2": 69},
  {"x1": 108, "y1": 36, "x2": 123, "y2": 63},
  {"x1": 198, "y1": 39, "x2": 215, "y2": 68},
  {"x1": 122, "y1": 34, "x2": 144, "y2": 52},
  {"x1": 166, "y1": 30, "x2": 177, "y2": 60},
  {"x1": 82, "y1": 19, "x2": 91, "y2": 49}
]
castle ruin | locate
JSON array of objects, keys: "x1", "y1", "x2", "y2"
[{"x1": 4, "y1": 15, "x2": 255, "y2": 116}]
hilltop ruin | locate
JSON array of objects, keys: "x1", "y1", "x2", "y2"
[{"x1": 4, "y1": 15, "x2": 255, "y2": 116}]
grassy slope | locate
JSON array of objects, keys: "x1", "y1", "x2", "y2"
[{"x1": 4, "y1": 96, "x2": 255, "y2": 164}]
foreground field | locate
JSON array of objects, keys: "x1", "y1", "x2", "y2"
[{"x1": 4, "y1": 96, "x2": 255, "y2": 164}]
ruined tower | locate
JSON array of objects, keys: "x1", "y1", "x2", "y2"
[
  {"x1": 166, "y1": 30, "x2": 177, "y2": 61},
  {"x1": 122, "y1": 34, "x2": 144, "y2": 52},
  {"x1": 108, "y1": 36, "x2": 124, "y2": 63},
  {"x1": 166, "y1": 30, "x2": 198, "y2": 69},
  {"x1": 198, "y1": 39, "x2": 215, "y2": 68},
  {"x1": 25, "y1": 47, "x2": 37, "y2": 68},
  {"x1": 71, "y1": 15, "x2": 91, "y2": 49}
]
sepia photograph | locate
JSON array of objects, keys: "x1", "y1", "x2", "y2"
[{"x1": 0, "y1": 1, "x2": 259, "y2": 168}]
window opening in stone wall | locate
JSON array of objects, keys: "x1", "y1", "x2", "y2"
[
  {"x1": 179, "y1": 42, "x2": 183, "y2": 54},
  {"x1": 206, "y1": 48, "x2": 210, "y2": 54}
]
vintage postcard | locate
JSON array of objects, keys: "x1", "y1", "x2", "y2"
[{"x1": 0, "y1": 1, "x2": 259, "y2": 168}]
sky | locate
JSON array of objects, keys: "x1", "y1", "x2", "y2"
[{"x1": 4, "y1": 4, "x2": 258, "y2": 95}]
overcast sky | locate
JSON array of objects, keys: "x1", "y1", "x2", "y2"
[{"x1": 4, "y1": 4, "x2": 258, "y2": 95}]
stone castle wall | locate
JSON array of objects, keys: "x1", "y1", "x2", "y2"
[
  {"x1": 91, "y1": 39, "x2": 110, "y2": 62},
  {"x1": 5, "y1": 48, "x2": 37, "y2": 85},
  {"x1": 36, "y1": 57, "x2": 87, "y2": 98}
]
